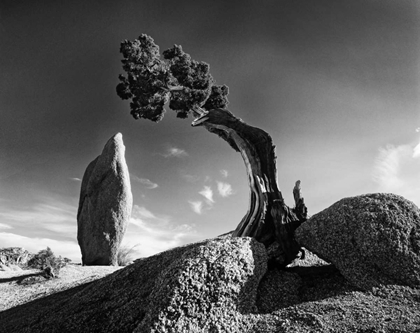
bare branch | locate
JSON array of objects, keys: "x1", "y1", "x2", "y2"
[
  {"x1": 293, "y1": 180, "x2": 308, "y2": 221},
  {"x1": 167, "y1": 86, "x2": 184, "y2": 91},
  {"x1": 192, "y1": 105, "x2": 207, "y2": 116}
]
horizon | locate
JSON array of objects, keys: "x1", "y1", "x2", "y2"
[{"x1": 1, "y1": 1, "x2": 419, "y2": 262}]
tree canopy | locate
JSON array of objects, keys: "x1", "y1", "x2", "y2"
[{"x1": 116, "y1": 34, "x2": 229, "y2": 122}]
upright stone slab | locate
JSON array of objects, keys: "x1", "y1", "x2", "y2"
[{"x1": 77, "y1": 133, "x2": 132, "y2": 266}]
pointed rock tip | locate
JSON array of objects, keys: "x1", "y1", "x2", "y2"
[
  {"x1": 111, "y1": 132, "x2": 123, "y2": 141},
  {"x1": 106, "y1": 133, "x2": 124, "y2": 145},
  {"x1": 102, "y1": 133, "x2": 125, "y2": 154}
]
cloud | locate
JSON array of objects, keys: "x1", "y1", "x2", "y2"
[
  {"x1": 127, "y1": 205, "x2": 197, "y2": 257},
  {"x1": 0, "y1": 199, "x2": 77, "y2": 227},
  {"x1": 0, "y1": 196, "x2": 79, "y2": 259},
  {"x1": 0, "y1": 232, "x2": 81, "y2": 261},
  {"x1": 160, "y1": 147, "x2": 188, "y2": 158},
  {"x1": 372, "y1": 141, "x2": 420, "y2": 205},
  {"x1": 70, "y1": 177, "x2": 82, "y2": 182},
  {"x1": 181, "y1": 174, "x2": 200, "y2": 183},
  {"x1": 189, "y1": 182, "x2": 234, "y2": 215},
  {"x1": 199, "y1": 186, "x2": 214, "y2": 204},
  {"x1": 217, "y1": 181, "x2": 235, "y2": 197},
  {"x1": 413, "y1": 142, "x2": 420, "y2": 159},
  {"x1": 188, "y1": 201, "x2": 203, "y2": 215},
  {"x1": 131, "y1": 205, "x2": 160, "y2": 221},
  {"x1": 373, "y1": 144, "x2": 407, "y2": 190},
  {"x1": 0, "y1": 223, "x2": 12, "y2": 230},
  {"x1": 131, "y1": 175, "x2": 158, "y2": 189},
  {"x1": 220, "y1": 169, "x2": 229, "y2": 178},
  {"x1": 0, "y1": 198, "x2": 77, "y2": 234},
  {"x1": 0, "y1": 197, "x2": 198, "y2": 263}
]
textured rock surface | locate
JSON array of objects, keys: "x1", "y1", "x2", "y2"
[
  {"x1": 77, "y1": 133, "x2": 132, "y2": 266},
  {"x1": 1, "y1": 237, "x2": 267, "y2": 332},
  {"x1": 139, "y1": 237, "x2": 267, "y2": 332},
  {"x1": 2, "y1": 242, "x2": 420, "y2": 332},
  {"x1": 295, "y1": 193, "x2": 420, "y2": 290},
  {"x1": 256, "y1": 269, "x2": 301, "y2": 313}
]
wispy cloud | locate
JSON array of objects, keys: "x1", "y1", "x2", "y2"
[
  {"x1": 0, "y1": 223, "x2": 12, "y2": 230},
  {"x1": 131, "y1": 175, "x2": 158, "y2": 189},
  {"x1": 0, "y1": 200, "x2": 77, "y2": 226},
  {"x1": 413, "y1": 142, "x2": 420, "y2": 159},
  {"x1": 131, "y1": 205, "x2": 161, "y2": 221},
  {"x1": 0, "y1": 196, "x2": 79, "y2": 259},
  {"x1": 189, "y1": 181, "x2": 234, "y2": 215},
  {"x1": 372, "y1": 140, "x2": 420, "y2": 205},
  {"x1": 181, "y1": 174, "x2": 200, "y2": 183},
  {"x1": 0, "y1": 232, "x2": 80, "y2": 261},
  {"x1": 373, "y1": 144, "x2": 407, "y2": 190},
  {"x1": 188, "y1": 201, "x2": 203, "y2": 215},
  {"x1": 217, "y1": 181, "x2": 235, "y2": 198},
  {"x1": 160, "y1": 147, "x2": 188, "y2": 158},
  {"x1": 0, "y1": 196, "x2": 199, "y2": 263},
  {"x1": 199, "y1": 186, "x2": 214, "y2": 204},
  {"x1": 70, "y1": 177, "x2": 82, "y2": 182},
  {"x1": 127, "y1": 205, "x2": 197, "y2": 257},
  {"x1": 220, "y1": 169, "x2": 229, "y2": 178}
]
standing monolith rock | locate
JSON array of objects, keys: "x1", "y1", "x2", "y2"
[
  {"x1": 77, "y1": 133, "x2": 132, "y2": 266},
  {"x1": 295, "y1": 193, "x2": 420, "y2": 290}
]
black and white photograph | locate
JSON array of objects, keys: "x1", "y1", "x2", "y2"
[{"x1": 1, "y1": 1, "x2": 419, "y2": 332}]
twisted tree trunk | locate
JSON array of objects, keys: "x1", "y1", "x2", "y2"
[{"x1": 192, "y1": 108, "x2": 308, "y2": 266}]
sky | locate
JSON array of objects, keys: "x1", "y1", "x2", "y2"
[{"x1": 0, "y1": 1, "x2": 419, "y2": 262}]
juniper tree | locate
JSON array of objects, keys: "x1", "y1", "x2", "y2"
[{"x1": 116, "y1": 34, "x2": 308, "y2": 266}]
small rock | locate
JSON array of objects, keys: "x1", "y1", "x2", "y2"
[
  {"x1": 19, "y1": 275, "x2": 46, "y2": 285},
  {"x1": 43, "y1": 266, "x2": 56, "y2": 279}
]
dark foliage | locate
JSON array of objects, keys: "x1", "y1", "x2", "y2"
[
  {"x1": 117, "y1": 34, "x2": 229, "y2": 122},
  {"x1": 202, "y1": 84, "x2": 229, "y2": 110},
  {"x1": 27, "y1": 247, "x2": 68, "y2": 277}
]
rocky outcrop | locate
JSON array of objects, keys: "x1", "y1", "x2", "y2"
[
  {"x1": 2, "y1": 237, "x2": 420, "y2": 332},
  {"x1": 77, "y1": 133, "x2": 132, "y2": 266},
  {"x1": 295, "y1": 193, "x2": 420, "y2": 290},
  {"x1": 138, "y1": 237, "x2": 267, "y2": 332},
  {"x1": 1, "y1": 237, "x2": 267, "y2": 332}
]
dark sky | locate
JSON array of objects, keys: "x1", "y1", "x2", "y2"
[{"x1": 1, "y1": 1, "x2": 419, "y2": 260}]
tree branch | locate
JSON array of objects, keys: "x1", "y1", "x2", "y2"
[
  {"x1": 167, "y1": 85, "x2": 184, "y2": 91},
  {"x1": 293, "y1": 180, "x2": 308, "y2": 223}
]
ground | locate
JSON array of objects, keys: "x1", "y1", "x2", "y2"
[{"x1": 0, "y1": 247, "x2": 419, "y2": 332}]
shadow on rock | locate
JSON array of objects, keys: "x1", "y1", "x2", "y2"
[
  {"x1": 0, "y1": 272, "x2": 47, "y2": 285},
  {"x1": 257, "y1": 264, "x2": 359, "y2": 314}
]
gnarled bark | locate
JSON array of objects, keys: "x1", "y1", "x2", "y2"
[{"x1": 192, "y1": 108, "x2": 308, "y2": 266}]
